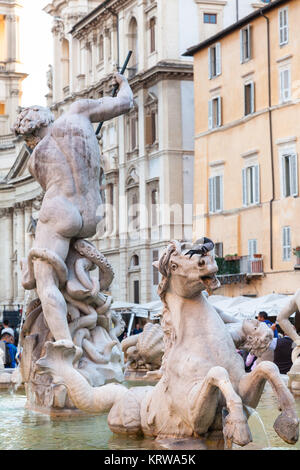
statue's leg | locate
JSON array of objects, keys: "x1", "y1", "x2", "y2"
[
  {"x1": 34, "y1": 259, "x2": 72, "y2": 342},
  {"x1": 188, "y1": 366, "x2": 252, "y2": 447},
  {"x1": 33, "y1": 222, "x2": 72, "y2": 343},
  {"x1": 238, "y1": 361, "x2": 299, "y2": 445}
]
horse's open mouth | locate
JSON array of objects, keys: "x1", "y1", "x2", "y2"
[{"x1": 201, "y1": 273, "x2": 220, "y2": 290}]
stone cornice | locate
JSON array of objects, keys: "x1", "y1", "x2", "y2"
[
  {"x1": 5, "y1": 142, "x2": 31, "y2": 181},
  {"x1": 51, "y1": 62, "x2": 193, "y2": 110},
  {"x1": 70, "y1": 0, "x2": 133, "y2": 37}
]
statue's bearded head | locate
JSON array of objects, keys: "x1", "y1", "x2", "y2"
[{"x1": 13, "y1": 106, "x2": 54, "y2": 150}]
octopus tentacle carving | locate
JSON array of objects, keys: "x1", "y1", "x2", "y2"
[
  {"x1": 21, "y1": 248, "x2": 68, "y2": 290},
  {"x1": 73, "y1": 239, "x2": 114, "y2": 291},
  {"x1": 20, "y1": 238, "x2": 125, "y2": 406}
]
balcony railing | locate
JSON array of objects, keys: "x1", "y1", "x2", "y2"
[{"x1": 216, "y1": 255, "x2": 264, "y2": 285}]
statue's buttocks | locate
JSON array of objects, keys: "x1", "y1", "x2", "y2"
[{"x1": 29, "y1": 114, "x2": 102, "y2": 239}]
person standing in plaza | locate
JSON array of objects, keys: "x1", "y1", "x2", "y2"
[
  {"x1": 0, "y1": 328, "x2": 18, "y2": 368},
  {"x1": 258, "y1": 311, "x2": 278, "y2": 338}
]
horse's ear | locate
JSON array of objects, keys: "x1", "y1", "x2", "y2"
[{"x1": 152, "y1": 261, "x2": 159, "y2": 269}]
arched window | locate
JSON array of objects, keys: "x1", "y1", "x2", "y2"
[
  {"x1": 99, "y1": 34, "x2": 104, "y2": 62},
  {"x1": 127, "y1": 188, "x2": 140, "y2": 231},
  {"x1": 61, "y1": 38, "x2": 70, "y2": 88},
  {"x1": 128, "y1": 17, "x2": 138, "y2": 77}
]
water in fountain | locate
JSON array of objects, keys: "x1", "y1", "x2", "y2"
[
  {"x1": 0, "y1": 380, "x2": 299, "y2": 450},
  {"x1": 245, "y1": 405, "x2": 271, "y2": 449}
]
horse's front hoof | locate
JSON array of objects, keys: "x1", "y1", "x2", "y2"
[
  {"x1": 274, "y1": 410, "x2": 299, "y2": 445},
  {"x1": 223, "y1": 414, "x2": 252, "y2": 448}
]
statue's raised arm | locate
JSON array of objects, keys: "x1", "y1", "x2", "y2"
[
  {"x1": 277, "y1": 289, "x2": 300, "y2": 346},
  {"x1": 68, "y1": 73, "x2": 133, "y2": 124}
]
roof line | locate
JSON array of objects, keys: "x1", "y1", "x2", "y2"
[
  {"x1": 183, "y1": 0, "x2": 290, "y2": 56},
  {"x1": 69, "y1": 0, "x2": 112, "y2": 34}
]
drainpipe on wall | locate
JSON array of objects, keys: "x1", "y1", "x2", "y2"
[
  {"x1": 236, "y1": 0, "x2": 239, "y2": 22},
  {"x1": 260, "y1": 10, "x2": 275, "y2": 270}
]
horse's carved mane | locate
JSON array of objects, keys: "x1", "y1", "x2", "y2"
[{"x1": 157, "y1": 241, "x2": 184, "y2": 370}]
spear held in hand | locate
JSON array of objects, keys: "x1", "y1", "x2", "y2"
[{"x1": 95, "y1": 50, "x2": 132, "y2": 136}]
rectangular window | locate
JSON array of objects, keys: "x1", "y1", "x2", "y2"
[
  {"x1": 279, "y1": 68, "x2": 291, "y2": 103},
  {"x1": 248, "y1": 239, "x2": 257, "y2": 259},
  {"x1": 283, "y1": 226, "x2": 291, "y2": 261},
  {"x1": 134, "y1": 280, "x2": 140, "y2": 304},
  {"x1": 240, "y1": 25, "x2": 252, "y2": 63},
  {"x1": 244, "y1": 82, "x2": 255, "y2": 116},
  {"x1": 130, "y1": 116, "x2": 137, "y2": 151},
  {"x1": 152, "y1": 250, "x2": 159, "y2": 286},
  {"x1": 204, "y1": 13, "x2": 217, "y2": 24},
  {"x1": 281, "y1": 153, "x2": 298, "y2": 197},
  {"x1": 279, "y1": 7, "x2": 289, "y2": 46},
  {"x1": 151, "y1": 188, "x2": 159, "y2": 226},
  {"x1": 214, "y1": 242, "x2": 223, "y2": 258},
  {"x1": 145, "y1": 111, "x2": 157, "y2": 146},
  {"x1": 0, "y1": 102, "x2": 5, "y2": 115},
  {"x1": 208, "y1": 96, "x2": 222, "y2": 129},
  {"x1": 209, "y1": 175, "x2": 223, "y2": 213},
  {"x1": 150, "y1": 18, "x2": 156, "y2": 53},
  {"x1": 242, "y1": 164, "x2": 260, "y2": 206},
  {"x1": 208, "y1": 43, "x2": 221, "y2": 79}
]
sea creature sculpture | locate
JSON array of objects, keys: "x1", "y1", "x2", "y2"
[
  {"x1": 14, "y1": 73, "x2": 133, "y2": 410},
  {"x1": 121, "y1": 323, "x2": 164, "y2": 371},
  {"x1": 277, "y1": 290, "x2": 300, "y2": 394},
  {"x1": 36, "y1": 240, "x2": 299, "y2": 447}
]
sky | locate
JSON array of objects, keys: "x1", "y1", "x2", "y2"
[{"x1": 20, "y1": 0, "x2": 53, "y2": 107}]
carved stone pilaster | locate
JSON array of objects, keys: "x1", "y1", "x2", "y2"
[
  {"x1": 0, "y1": 207, "x2": 13, "y2": 218},
  {"x1": 14, "y1": 201, "x2": 26, "y2": 212},
  {"x1": 52, "y1": 20, "x2": 64, "y2": 39},
  {"x1": 5, "y1": 14, "x2": 17, "y2": 23}
]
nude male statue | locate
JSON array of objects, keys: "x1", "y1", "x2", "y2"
[{"x1": 14, "y1": 73, "x2": 133, "y2": 347}]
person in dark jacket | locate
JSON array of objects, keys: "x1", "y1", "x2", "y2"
[
  {"x1": 0, "y1": 328, "x2": 18, "y2": 368},
  {"x1": 273, "y1": 336, "x2": 294, "y2": 374}
]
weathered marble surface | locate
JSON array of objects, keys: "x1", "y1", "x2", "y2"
[
  {"x1": 277, "y1": 290, "x2": 300, "y2": 396},
  {"x1": 36, "y1": 240, "x2": 299, "y2": 448},
  {"x1": 122, "y1": 323, "x2": 164, "y2": 379},
  {"x1": 13, "y1": 73, "x2": 133, "y2": 413}
]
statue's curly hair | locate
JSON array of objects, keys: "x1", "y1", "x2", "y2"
[
  {"x1": 241, "y1": 323, "x2": 274, "y2": 357},
  {"x1": 13, "y1": 106, "x2": 54, "y2": 136}
]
